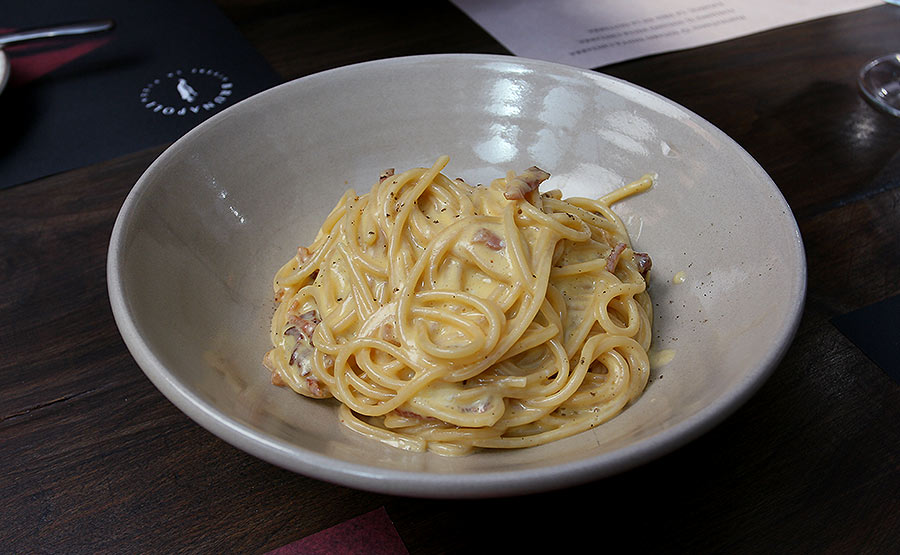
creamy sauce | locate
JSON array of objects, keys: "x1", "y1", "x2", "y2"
[{"x1": 649, "y1": 348, "x2": 676, "y2": 368}]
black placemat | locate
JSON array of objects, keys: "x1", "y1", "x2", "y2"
[
  {"x1": 0, "y1": 0, "x2": 282, "y2": 190},
  {"x1": 832, "y1": 294, "x2": 900, "y2": 384}
]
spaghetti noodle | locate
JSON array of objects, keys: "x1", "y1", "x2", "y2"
[{"x1": 264, "y1": 156, "x2": 653, "y2": 455}]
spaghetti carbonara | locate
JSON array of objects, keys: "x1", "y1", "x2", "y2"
[{"x1": 264, "y1": 156, "x2": 653, "y2": 455}]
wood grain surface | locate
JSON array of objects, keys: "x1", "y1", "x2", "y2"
[{"x1": 2, "y1": 2, "x2": 898, "y2": 553}]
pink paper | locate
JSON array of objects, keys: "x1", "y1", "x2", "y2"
[{"x1": 266, "y1": 507, "x2": 409, "y2": 555}]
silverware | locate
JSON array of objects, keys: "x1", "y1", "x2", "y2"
[{"x1": 0, "y1": 19, "x2": 115, "y2": 48}]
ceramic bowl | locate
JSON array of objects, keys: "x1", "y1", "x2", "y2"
[{"x1": 108, "y1": 54, "x2": 806, "y2": 498}]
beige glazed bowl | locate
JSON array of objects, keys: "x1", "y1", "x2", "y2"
[{"x1": 107, "y1": 54, "x2": 806, "y2": 498}]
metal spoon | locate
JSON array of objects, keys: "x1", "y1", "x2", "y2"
[
  {"x1": 0, "y1": 19, "x2": 115, "y2": 48},
  {"x1": 0, "y1": 19, "x2": 114, "y2": 92}
]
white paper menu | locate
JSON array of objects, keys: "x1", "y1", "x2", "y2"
[{"x1": 450, "y1": 0, "x2": 883, "y2": 68}]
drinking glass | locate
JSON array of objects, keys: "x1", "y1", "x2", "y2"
[
  {"x1": 858, "y1": 2, "x2": 900, "y2": 116},
  {"x1": 858, "y1": 53, "x2": 900, "y2": 117}
]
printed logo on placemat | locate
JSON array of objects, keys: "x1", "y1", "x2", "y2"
[{"x1": 139, "y1": 68, "x2": 233, "y2": 116}]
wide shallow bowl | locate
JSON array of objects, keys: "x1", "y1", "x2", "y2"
[{"x1": 108, "y1": 54, "x2": 806, "y2": 498}]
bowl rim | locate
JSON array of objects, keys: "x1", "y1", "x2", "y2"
[
  {"x1": 107, "y1": 53, "x2": 807, "y2": 498},
  {"x1": 0, "y1": 51, "x2": 10, "y2": 95}
]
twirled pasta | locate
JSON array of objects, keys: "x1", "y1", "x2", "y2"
[{"x1": 264, "y1": 156, "x2": 654, "y2": 455}]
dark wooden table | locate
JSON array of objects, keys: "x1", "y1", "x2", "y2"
[{"x1": 3, "y1": 2, "x2": 899, "y2": 553}]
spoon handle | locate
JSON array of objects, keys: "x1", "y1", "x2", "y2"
[{"x1": 0, "y1": 19, "x2": 115, "y2": 48}]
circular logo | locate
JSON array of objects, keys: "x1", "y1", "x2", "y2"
[{"x1": 139, "y1": 67, "x2": 233, "y2": 116}]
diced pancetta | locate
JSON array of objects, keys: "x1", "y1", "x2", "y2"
[
  {"x1": 288, "y1": 310, "x2": 320, "y2": 337},
  {"x1": 472, "y1": 228, "x2": 506, "y2": 250},
  {"x1": 503, "y1": 166, "x2": 551, "y2": 200},
  {"x1": 633, "y1": 251, "x2": 652, "y2": 277},
  {"x1": 606, "y1": 242, "x2": 627, "y2": 272},
  {"x1": 393, "y1": 408, "x2": 423, "y2": 419},
  {"x1": 285, "y1": 309, "x2": 321, "y2": 371},
  {"x1": 307, "y1": 376, "x2": 326, "y2": 398}
]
